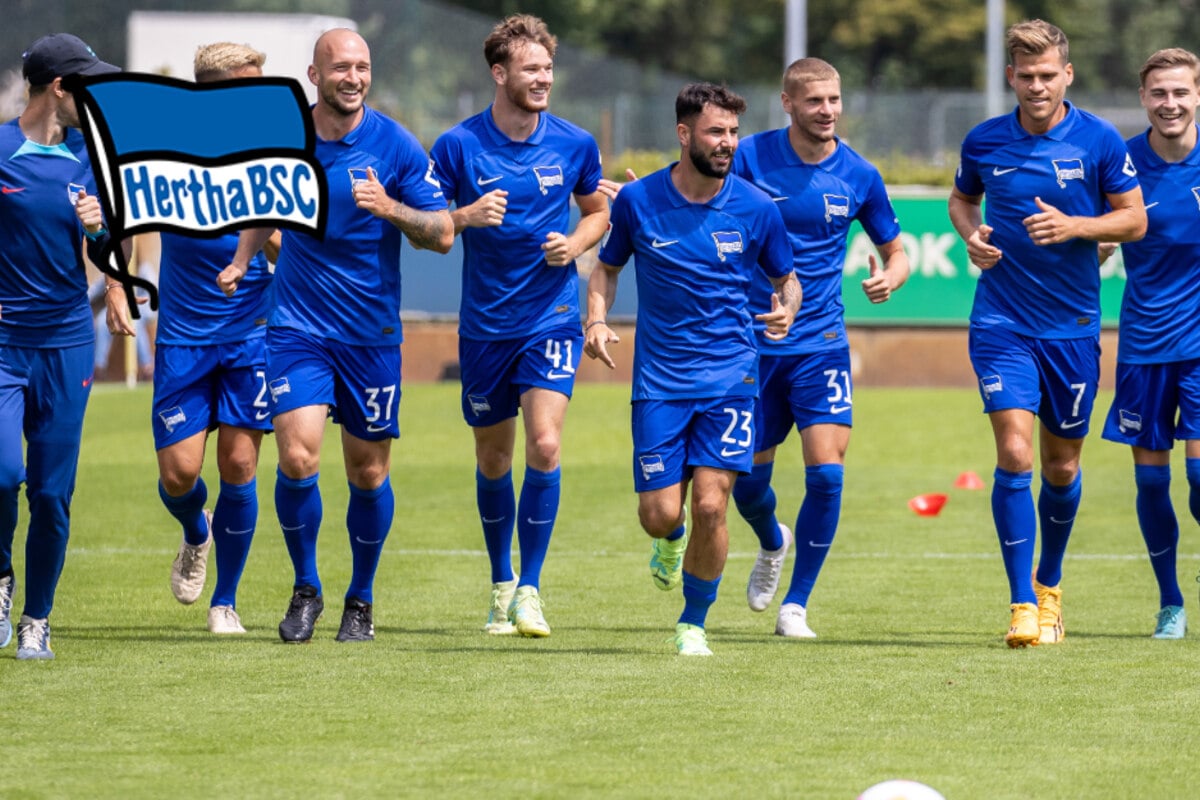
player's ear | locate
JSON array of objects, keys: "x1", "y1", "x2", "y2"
[{"x1": 1064, "y1": 62, "x2": 1074, "y2": 88}]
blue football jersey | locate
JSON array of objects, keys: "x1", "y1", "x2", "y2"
[
  {"x1": 270, "y1": 107, "x2": 446, "y2": 346},
  {"x1": 734, "y1": 129, "x2": 901, "y2": 355},
  {"x1": 431, "y1": 108, "x2": 603, "y2": 340},
  {"x1": 157, "y1": 232, "x2": 270, "y2": 345},
  {"x1": 598, "y1": 166, "x2": 793, "y2": 401},
  {"x1": 1115, "y1": 127, "x2": 1200, "y2": 365},
  {"x1": 0, "y1": 120, "x2": 97, "y2": 347},
  {"x1": 955, "y1": 102, "x2": 1139, "y2": 338}
]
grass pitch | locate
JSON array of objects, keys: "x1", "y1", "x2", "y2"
[{"x1": 4, "y1": 383, "x2": 1199, "y2": 799}]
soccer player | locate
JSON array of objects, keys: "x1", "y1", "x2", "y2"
[
  {"x1": 947, "y1": 19, "x2": 1146, "y2": 647},
  {"x1": 77, "y1": 42, "x2": 281, "y2": 635},
  {"x1": 429, "y1": 15, "x2": 609, "y2": 638},
  {"x1": 730, "y1": 57, "x2": 910, "y2": 638},
  {"x1": 1100, "y1": 48, "x2": 1200, "y2": 640},
  {"x1": 218, "y1": 29, "x2": 453, "y2": 643},
  {"x1": 0, "y1": 33, "x2": 118, "y2": 660},
  {"x1": 585, "y1": 83, "x2": 801, "y2": 656}
]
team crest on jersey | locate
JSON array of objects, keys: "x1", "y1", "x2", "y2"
[
  {"x1": 1052, "y1": 158, "x2": 1085, "y2": 189},
  {"x1": 468, "y1": 394, "x2": 492, "y2": 415},
  {"x1": 638, "y1": 454, "x2": 666, "y2": 480},
  {"x1": 159, "y1": 406, "x2": 187, "y2": 433},
  {"x1": 823, "y1": 194, "x2": 850, "y2": 223},
  {"x1": 980, "y1": 374, "x2": 1003, "y2": 396},
  {"x1": 1117, "y1": 409, "x2": 1143, "y2": 433},
  {"x1": 268, "y1": 377, "x2": 291, "y2": 400},
  {"x1": 1192, "y1": 186, "x2": 1200, "y2": 210},
  {"x1": 532, "y1": 166, "x2": 564, "y2": 196},
  {"x1": 711, "y1": 231, "x2": 743, "y2": 262}
]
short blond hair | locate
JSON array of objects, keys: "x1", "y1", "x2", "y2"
[
  {"x1": 1007, "y1": 19, "x2": 1069, "y2": 64},
  {"x1": 193, "y1": 42, "x2": 266, "y2": 82},
  {"x1": 783, "y1": 57, "x2": 839, "y2": 95},
  {"x1": 1139, "y1": 47, "x2": 1200, "y2": 87}
]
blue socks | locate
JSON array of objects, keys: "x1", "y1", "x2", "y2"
[
  {"x1": 275, "y1": 468, "x2": 323, "y2": 594},
  {"x1": 1135, "y1": 464, "x2": 1183, "y2": 608},
  {"x1": 993, "y1": 468, "x2": 1036, "y2": 605},
  {"x1": 782, "y1": 464, "x2": 844, "y2": 608},
  {"x1": 1186, "y1": 457, "x2": 1200, "y2": 527},
  {"x1": 158, "y1": 478, "x2": 210, "y2": 546},
  {"x1": 732, "y1": 462, "x2": 784, "y2": 551},
  {"x1": 209, "y1": 478, "x2": 258, "y2": 609},
  {"x1": 679, "y1": 571, "x2": 721, "y2": 628},
  {"x1": 516, "y1": 466, "x2": 560, "y2": 591},
  {"x1": 476, "y1": 468, "x2": 516, "y2": 583},
  {"x1": 1035, "y1": 471, "x2": 1081, "y2": 588},
  {"x1": 345, "y1": 478, "x2": 394, "y2": 604}
]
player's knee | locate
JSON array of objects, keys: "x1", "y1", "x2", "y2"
[
  {"x1": 524, "y1": 434, "x2": 560, "y2": 472},
  {"x1": 690, "y1": 494, "x2": 727, "y2": 531},
  {"x1": 637, "y1": 502, "x2": 679, "y2": 537},
  {"x1": 217, "y1": 452, "x2": 258, "y2": 485}
]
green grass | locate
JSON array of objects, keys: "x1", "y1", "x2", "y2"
[{"x1": 5, "y1": 383, "x2": 1199, "y2": 799}]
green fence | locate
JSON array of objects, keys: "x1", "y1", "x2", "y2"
[{"x1": 843, "y1": 194, "x2": 1127, "y2": 327}]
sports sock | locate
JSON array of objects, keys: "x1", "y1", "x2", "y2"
[
  {"x1": 158, "y1": 477, "x2": 210, "y2": 546},
  {"x1": 516, "y1": 465, "x2": 560, "y2": 591},
  {"x1": 678, "y1": 571, "x2": 721, "y2": 628},
  {"x1": 1134, "y1": 464, "x2": 1183, "y2": 608},
  {"x1": 782, "y1": 463, "x2": 844, "y2": 607},
  {"x1": 1035, "y1": 471, "x2": 1081, "y2": 588},
  {"x1": 275, "y1": 468, "x2": 322, "y2": 594},
  {"x1": 1186, "y1": 457, "x2": 1200, "y2": 526},
  {"x1": 477, "y1": 468, "x2": 516, "y2": 583},
  {"x1": 992, "y1": 468, "x2": 1036, "y2": 605},
  {"x1": 0, "y1": 485, "x2": 16, "y2": 574},
  {"x1": 732, "y1": 462, "x2": 784, "y2": 550},
  {"x1": 345, "y1": 478, "x2": 394, "y2": 605},
  {"x1": 209, "y1": 478, "x2": 258, "y2": 609}
]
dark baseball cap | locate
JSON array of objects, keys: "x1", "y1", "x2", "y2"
[{"x1": 22, "y1": 33, "x2": 119, "y2": 86}]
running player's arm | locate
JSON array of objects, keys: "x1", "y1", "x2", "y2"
[
  {"x1": 861, "y1": 236, "x2": 910, "y2": 304},
  {"x1": 583, "y1": 260, "x2": 622, "y2": 369},
  {"x1": 355, "y1": 166, "x2": 454, "y2": 253},
  {"x1": 948, "y1": 187, "x2": 1003, "y2": 269},
  {"x1": 1022, "y1": 185, "x2": 1147, "y2": 246},
  {"x1": 542, "y1": 191, "x2": 610, "y2": 267},
  {"x1": 261, "y1": 230, "x2": 282, "y2": 263},
  {"x1": 75, "y1": 191, "x2": 139, "y2": 335},
  {"x1": 218, "y1": 228, "x2": 275, "y2": 296}
]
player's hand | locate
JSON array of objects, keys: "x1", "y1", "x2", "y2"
[
  {"x1": 860, "y1": 255, "x2": 893, "y2": 303},
  {"x1": 1023, "y1": 196, "x2": 1074, "y2": 246},
  {"x1": 756, "y1": 293, "x2": 793, "y2": 340},
  {"x1": 104, "y1": 283, "x2": 143, "y2": 336},
  {"x1": 597, "y1": 169, "x2": 639, "y2": 201},
  {"x1": 967, "y1": 224, "x2": 1002, "y2": 269},
  {"x1": 352, "y1": 167, "x2": 394, "y2": 218},
  {"x1": 542, "y1": 232, "x2": 574, "y2": 266},
  {"x1": 583, "y1": 321, "x2": 620, "y2": 369},
  {"x1": 217, "y1": 262, "x2": 248, "y2": 297},
  {"x1": 460, "y1": 189, "x2": 508, "y2": 228},
  {"x1": 74, "y1": 191, "x2": 105, "y2": 233}
]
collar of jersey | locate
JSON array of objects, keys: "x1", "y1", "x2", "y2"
[
  {"x1": 660, "y1": 161, "x2": 733, "y2": 209},
  {"x1": 1009, "y1": 99, "x2": 1077, "y2": 141},
  {"x1": 482, "y1": 104, "x2": 547, "y2": 147},
  {"x1": 324, "y1": 106, "x2": 373, "y2": 147},
  {"x1": 772, "y1": 127, "x2": 842, "y2": 170}
]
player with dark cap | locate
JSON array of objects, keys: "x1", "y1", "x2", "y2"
[{"x1": 0, "y1": 33, "x2": 118, "y2": 660}]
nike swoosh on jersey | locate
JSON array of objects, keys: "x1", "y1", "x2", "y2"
[
  {"x1": 992, "y1": 167, "x2": 1018, "y2": 176},
  {"x1": 366, "y1": 423, "x2": 390, "y2": 432},
  {"x1": 1145, "y1": 201, "x2": 1160, "y2": 210},
  {"x1": 1, "y1": 186, "x2": 27, "y2": 194},
  {"x1": 830, "y1": 405, "x2": 851, "y2": 414},
  {"x1": 720, "y1": 447, "x2": 747, "y2": 457},
  {"x1": 651, "y1": 239, "x2": 679, "y2": 248},
  {"x1": 772, "y1": 196, "x2": 788, "y2": 202},
  {"x1": 1060, "y1": 419, "x2": 1084, "y2": 429},
  {"x1": 477, "y1": 175, "x2": 503, "y2": 185}
]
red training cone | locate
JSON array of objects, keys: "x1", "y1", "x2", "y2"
[{"x1": 953, "y1": 470, "x2": 985, "y2": 490}]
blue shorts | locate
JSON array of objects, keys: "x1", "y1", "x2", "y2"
[
  {"x1": 968, "y1": 325, "x2": 1099, "y2": 439},
  {"x1": 0, "y1": 342, "x2": 93, "y2": 489},
  {"x1": 755, "y1": 349, "x2": 853, "y2": 452},
  {"x1": 151, "y1": 340, "x2": 272, "y2": 450},
  {"x1": 1102, "y1": 359, "x2": 1200, "y2": 450},
  {"x1": 459, "y1": 324, "x2": 582, "y2": 427},
  {"x1": 631, "y1": 397, "x2": 755, "y2": 492},
  {"x1": 266, "y1": 327, "x2": 402, "y2": 441}
]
